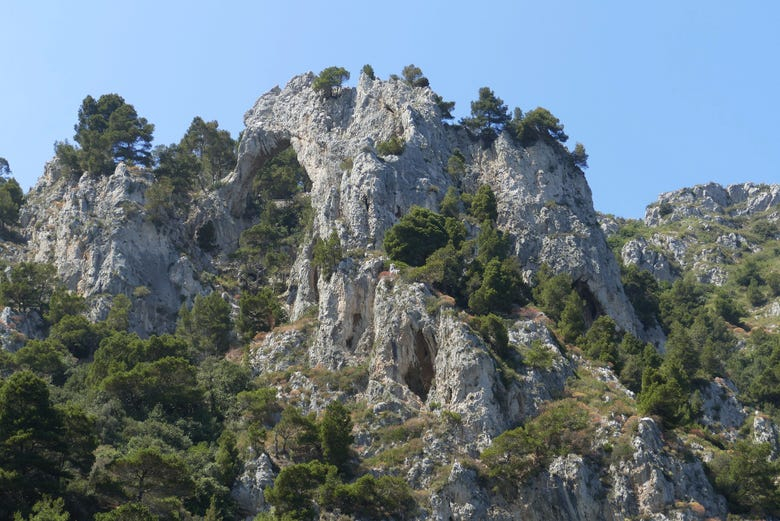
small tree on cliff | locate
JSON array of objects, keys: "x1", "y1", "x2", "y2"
[{"x1": 313, "y1": 67, "x2": 350, "y2": 98}]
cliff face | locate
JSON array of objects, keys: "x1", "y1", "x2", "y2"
[{"x1": 20, "y1": 161, "x2": 205, "y2": 334}]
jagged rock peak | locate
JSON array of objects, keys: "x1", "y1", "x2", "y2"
[
  {"x1": 232, "y1": 70, "x2": 642, "y2": 336},
  {"x1": 645, "y1": 181, "x2": 780, "y2": 226}
]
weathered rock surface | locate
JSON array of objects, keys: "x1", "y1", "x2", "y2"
[
  {"x1": 645, "y1": 182, "x2": 780, "y2": 226},
  {"x1": 621, "y1": 237, "x2": 677, "y2": 283},
  {"x1": 20, "y1": 160, "x2": 206, "y2": 334},
  {"x1": 231, "y1": 452, "x2": 276, "y2": 519},
  {"x1": 230, "y1": 72, "x2": 642, "y2": 338}
]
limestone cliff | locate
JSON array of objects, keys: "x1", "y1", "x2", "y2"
[{"x1": 20, "y1": 161, "x2": 205, "y2": 334}]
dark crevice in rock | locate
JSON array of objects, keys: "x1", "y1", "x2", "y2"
[{"x1": 404, "y1": 330, "x2": 435, "y2": 401}]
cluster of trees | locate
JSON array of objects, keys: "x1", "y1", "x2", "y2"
[
  {"x1": 384, "y1": 184, "x2": 528, "y2": 319},
  {"x1": 236, "y1": 145, "x2": 313, "y2": 290},
  {"x1": 459, "y1": 87, "x2": 587, "y2": 167},
  {"x1": 0, "y1": 255, "x2": 412, "y2": 519},
  {"x1": 56, "y1": 94, "x2": 154, "y2": 176},
  {"x1": 0, "y1": 157, "x2": 25, "y2": 231}
]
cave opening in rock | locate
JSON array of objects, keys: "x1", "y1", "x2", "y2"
[
  {"x1": 403, "y1": 330, "x2": 435, "y2": 401},
  {"x1": 574, "y1": 279, "x2": 604, "y2": 326}
]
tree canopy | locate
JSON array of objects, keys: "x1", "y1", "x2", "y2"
[
  {"x1": 313, "y1": 67, "x2": 350, "y2": 98},
  {"x1": 461, "y1": 87, "x2": 510, "y2": 140},
  {"x1": 62, "y1": 94, "x2": 155, "y2": 175}
]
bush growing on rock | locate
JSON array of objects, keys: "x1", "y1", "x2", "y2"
[
  {"x1": 384, "y1": 206, "x2": 449, "y2": 266},
  {"x1": 313, "y1": 66, "x2": 350, "y2": 98}
]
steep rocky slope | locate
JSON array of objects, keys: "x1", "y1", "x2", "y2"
[
  {"x1": 4, "y1": 70, "x2": 778, "y2": 520},
  {"x1": 20, "y1": 161, "x2": 205, "y2": 333}
]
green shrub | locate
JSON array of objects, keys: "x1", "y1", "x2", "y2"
[
  {"x1": 361, "y1": 64, "x2": 375, "y2": 80},
  {"x1": 384, "y1": 207, "x2": 448, "y2": 266},
  {"x1": 312, "y1": 230, "x2": 343, "y2": 279},
  {"x1": 469, "y1": 185, "x2": 498, "y2": 223},
  {"x1": 708, "y1": 441, "x2": 780, "y2": 516},
  {"x1": 237, "y1": 288, "x2": 286, "y2": 340},
  {"x1": 481, "y1": 399, "x2": 591, "y2": 485},
  {"x1": 470, "y1": 314, "x2": 509, "y2": 358},
  {"x1": 375, "y1": 136, "x2": 405, "y2": 157},
  {"x1": 313, "y1": 67, "x2": 350, "y2": 98}
]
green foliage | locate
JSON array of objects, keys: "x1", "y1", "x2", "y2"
[
  {"x1": 468, "y1": 258, "x2": 525, "y2": 315},
  {"x1": 69, "y1": 94, "x2": 154, "y2": 175},
  {"x1": 311, "y1": 231, "x2": 342, "y2": 278},
  {"x1": 637, "y1": 365, "x2": 691, "y2": 428},
  {"x1": 106, "y1": 447, "x2": 194, "y2": 511},
  {"x1": 401, "y1": 64, "x2": 429, "y2": 87},
  {"x1": 237, "y1": 387, "x2": 280, "y2": 428},
  {"x1": 657, "y1": 274, "x2": 709, "y2": 332},
  {"x1": 0, "y1": 156, "x2": 10, "y2": 178},
  {"x1": 481, "y1": 399, "x2": 591, "y2": 485},
  {"x1": 469, "y1": 185, "x2": 498, "y2": 223},
  {"x1": 470, "y1": 313, "x2": 509, "y2": 358},
  {"x1": 412, "y1": 242, "x2": 464, "y2": 300},
  {"x1": 273, "y1": 406, "x2": 320, "y2": 462},
  {"x1": 49, "y1": 314, "x2": 102, "y2": 359},
  {"x1": 319, "y1": 474, "x2": 416, "y2": 520},
  {"x1": 93, "y1": 503, "x2": 158, "y2": 520},
  {"x1": 558, "y1": 290, "x2": 586, "y2": 343},
  {"x1": 0, "y1": 262, "x2": 57, "y2": 313},
  {"x1": 433, "y1": 93, "x2": 455, "y2": 120},
  {"x1": 101, "y1": 356, "x2": 201, "y2": 420},
  {"x1": 264, "y1": 460, "x2": 334, "y2": 520},
  {"x1": 727, "y1": 329, "x2": 780, "y2": 410},
  {"x1": 384, "y1": 206, "x2": 449, "y2": 266},
  {"x1": 237, "y1": 288, "x2": 286, "y2": 340},
  {"x1": 375, "y1": 136, "x2": 405, "y2": 157},
  {"x1": 143, "y1": 177, "x2": 175, "y2": 225},
  {"x1": 177, "y1": 292, "x2": 232, "y2": 357},
  {"x1": 446, "y1": 149, "x2": 466, "y2": 178},
  {"x1": 439, "y1": 186, "x2": 462, "y2": 217},
  {"x1": 13, "y1": 340, "x2": 74, "y2": 385},
  {"x1": 620, "y1": 263, "x2": 661, "y2": 327},
  {"x1": 513, "y1": 107, "x2": 568, "y2": 145},
  {"x1": 319, "y1": 401, "x2": 354, "y2": 474},
  {"x1": 252, "y1": 146, "x2": 311, "y2": 201},
  {"x1": 746, "y1": 278, "x2": 766, "y2": 306},
  {"x1": 523, "y1": 339, "x2": 555, "y2": 370},
  {"x1": 361, "y1": 64, "x2": 375, "y2": 80},
  {"x1": 106, "y1": 293, "x2": 132, "y2": 332},
  {"x1": 571, "y1": 142, "x2": 588, "y2": 168},
  {"x1": 178, "y1": 117, "x2": 236, "y2": 190},
  {"x1": 238, "y1": 193, "x2": 312, "y2": 289},
  {"x1": 13, "y1": 495, "x2": 70, "y2": 521},
  {"x1": 461, "y1": 87, "x2": 510, "y2": 140},
  {"x1": 312, "y1": 67, "x2": 350, "y2": 98},
  {"x1": 582, "y1": 315, "x2": 620, "y2": 365},
  {"x1": 708, "y1": 441, "x2": 780, "y2": 516},
  {"x1": 0, "y1": 177, "x2": 24, "y2": 229},
  {"x1": 44, "y1": 288, "x2": 87, "y2": 326},
  {"x1": 532, "y1": 264, "x2": 573, "y2": 322},
  {"x1": 0, "y1": 372, "x2": 91, "y2": 518}
]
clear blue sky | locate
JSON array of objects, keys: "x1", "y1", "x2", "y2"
[{"x1": 2, "y1": 1, "x2": 778, "y2": 218}]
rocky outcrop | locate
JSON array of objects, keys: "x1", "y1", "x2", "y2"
[
  {"x1": 230, "y1": 72, "x2": 642, "y2": 338},
  {"x1": 231, "y1": 452, "x2": 276, "y2": 520},
  {"x1": 20, "y1": 160, "x2": 205, "y2": 334},
  {"x1": 621, "y1": 237, "x2": 677, "y2": 283},
  {"x1": 645, "y1": 182, "x2": 780, "y2": 226}
]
